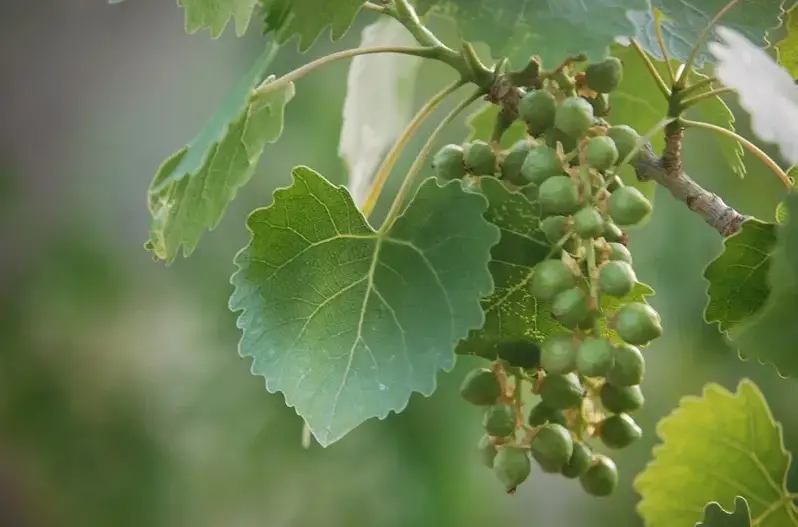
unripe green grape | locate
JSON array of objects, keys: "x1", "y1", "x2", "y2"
[
  {"x1": 519, "y1": 89, "x2": 557, "y2": 136},
  {"x1": 584, "y1": 57, "x2": 623, "y2": 94},
  {"x1": 432, "y1": 144, "x2": 467, "y2": 180},
  {"x1": 527, "y1": 402, "x2": 567, "y2": 427},
  {"x1": 607, "y1": 125, "x2": 641, "y2": 164},
  {"x1": 540, "y1": 372, "x2": 583, "y2": 410},
  {"x1": 521, "y1": 145, "x2": 563, "y2": 184},
  {"x1": 483, "y1": 403, "x2": 516, "y2": 438},
  {"x1": 583, "y1": 93, "x2": 610, "y2": 118},
  {"x1": 603, "y1": 222, "x2": 624, "y2": 243},
  {"x1": 496, "y1": 339, "x2": 542, "y2": 370},
  {"x1": 500, "y1": 140, "x2": 532, "y2": 184},
  {"x1": 609, "y1": 186, "x2": 653, "y2": 226},
  {"x1": 576, "y1": 337, "x2": 614, "y2": 378},
  {"x1": 608, "y1": 242, "x2": 633, "y2": 264},
  {"x1": 555, "y1": 97, "x2": 594, "y2": 139},
  {"x1": 478, "y1": 434, "x2": 498, "y2": 468},
  {"x1": 539, "y1": 175, "x2": 582, "y2": 215},
  {"x1": 540, "y1": 215, "x2": 570, "y2": 245},
  {"x1": 551, "y1": 287, "x2": 591, "y2": 329},
  {"x1": 530, "y1": 259, "x2": 575, "y2": 301},
  {"x1": 562, "y1": 441, "x2": 593, "y2": 479},
  {"x1": 599, "y1": 413, "x2": 642, "y2": 449},
  {"x1": 541, "y1": 332, "x2": 578, "y2": 374},
  {"x1": 600, "y1": 383, "x2": 644, "y2": 413},
  {"x1": 573, "y1": 207, "x2": 605, "y2": 239},
  {"x1": 493, "y1": 447, "x2": 531, "y2": 493},
  {"x1": 464, "y1": 140, "x2": 497, "y2": 176},
  {"x1": 580, "y1": 455, "x2": 618, "y2": 496},
  {"x1": 614, "y1": 302, "x2": 662, "y2": 345},
  {"x1": 607, "y1": 344, "x2": 645, "y2": 386},
  {"x1": 460, "y1": 368, "x2": 501, "y2": 406},
  {"x1": 598, "y1": 260, "x2": 637, "y2": 297},
  {"x1": 530, "y1": 423, "x2": 574, "y2": 473},
  {"x1": 545, "y1": 126, "x2": 578, "y2": 154},
  {"x1": 585, "y1": 136, "x2": 619, "y2": 172}
]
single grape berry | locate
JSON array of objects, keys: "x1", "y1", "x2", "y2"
[
  {"x1": 600, "y1": 383, "x2": 644, "y2": 413},
  {"x1": 562, "y1": 441, "x2": 593, "y2": 479},
  {"x1": 580, "y1": 455, "x2": 618, "y2": 497},
  {"x1": 545, "y1": 127, "x2": 578, "y2": 154},
  {"x1": 464, "y1": 140, "x2": 497, "y2": 176},
  {"x1": 493, "y1": 447, "x2": 531, "y2": 493},
  {"x1": 432, "y1": 144, "x2": 466, "y2": 180},
  {"x1": 552, "y1": 287, "x2": 591, "y2": 329},
  {"x1": 555, "y1": 97, "x2": 595, "y2": 139},
  {"x1": 614, "y1": 303, "x2": 662, "y2": 345},
  {"x1": 585, "y1": 136, "x2": 619, "y2": 172},
  {"x1": 530, "y1": 259, "x2": 575, "y2": 301},
  {"x1": 576, "y1": 337, "x2": 614, "y2": 378},
  {"x1": 478, "y1": 434, "x2": 498, "y2": 468},
  {"x1": 540, "y1": 215, "x2": 570, "y2": 245},
  {"x1": 603, "y1": 222, "x2": 624, "y2": 243},
  {"x1": 541, "y1": 332, "x2": 578, "y2": 374},
  {"x1": 584, "y1": 57, "x2": 623, "y2": 94},
  {"x1": 496, "y1": 339, "x2": 542, "y2": 369},
  {"x1": 519, "y1": 89, "x2": 557, "y2": 136},
  {"x1": 527, "y1": 402, "x2": 567, "y2": 427},
  {"x1": 530, "y1": 423, "x2": 574, "y2": 473},
  {"x1": 608, "y1": 242, "x2": 633, "y2": 264},
  {"x1": 522, "y1": 145, "x2": 563, "y2": 184},
  {"x1": 583, "y1": 93, "x2": 610, "y2": 117},
  {"x1": 607, "y1": 344, "x2": 645, "y2": 386},
  {"x1": 607, "y1": 125, "x2": 641, "y2": 164},
  {"x1": 539, "y1": 175, "x2": 582, "y2": 215},
  {"x1": 609, "y1": 187, "x2": 653, "y2": 226},
  {"x1": 573, "y1": 207, "x2": 605, "y2": 239},
  {"x1": 540, "y1": 373, "x2": 583, "y2": 410},
  {"x1": 500, "y1": 140, "x2": 532, "y2": 184},
  {"x1": 483, "y1": 404, "x2": 516, "y2": 438},
  {"x1": 599, "y1": 413, "x2": 642, "y2": 449},
  {"x1": 460, "y1": 368, "x2": 501, "y2": 406},
  {"x1": 598, "y1": 260, "x2": 637, "y2": 297}
]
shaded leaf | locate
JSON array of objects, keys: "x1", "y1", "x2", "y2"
[
  {"x1": 704, "y1": 220, "x2": 778, "y2": 333},
  {"x1": 229, "y1": 168, "x2": 500, "y2": 446},
  {"x1": 179, "y1": 0, "x2": 258, "y2": 37},
  {"x1": 262, "y1": 0, "x2": 364, "y2": 51},
  {"x1": 709, "y1": 26, "x2": 798, "y2": 166},
  {"x1": 414, "y1": 0, "x2": 648, "y2": 68},
  {"x1": 339, "y1": 17, "x2": 423, "y2": 207},
  {"x1": 464, "y1": 102, "x2": 526, "y2": 147},
  {"x1": 146, "y1": 46, "x2": 293, "y2": 263},
  {"x1": 776, "y1": 7, "x2": 798, "y2": 77},
  {"x1": 635, "y1": 380, "x2": 797, "y2": 527},
  {"x1": 632, "y1": 0, "x2": 790, "y2": 67},
  {"x1": 695, "y1": 498, "x2": 752, "y2": 527}
]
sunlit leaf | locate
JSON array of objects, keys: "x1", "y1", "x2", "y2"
[
  {"x1": 229, "y1": 168, "x2": 499, "y2": 446},
  {"x1": 695, "y1": 498, "x2": 752, "y2": 527}
]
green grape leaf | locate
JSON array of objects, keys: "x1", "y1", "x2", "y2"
[
  {"x1": 414, "y1": 0, "x2": 648, "y2": 68},
  {"x1": 229, "y1": 167, "x2": 500, "y2": 446},
  {"x1": 733, "y1": 193, "x2": 798, "y2": 377},
  {"x1": 609, "y1": 44, "x2": 744, "y2": 186},
  {"x1": 455, "y1": 177, "x2": 654, "y2": 357},
  {"x1": 464, "y1": 103, "x2": 526, "y2": 147},
  {"x1": 776, "y1": 8, "x2": 798, "y2": 77},
  {"x1": 776, "y1": 167, "x2": 797, "y2": 224},
  {"x1": 146, "y1": 46, "x2": 294, "y2": 263},
  {"x1": 631, "y1": 0, "x2": 790, "y2": 67},
  {"x1": 635, "y1": 379, "x2": 797, "y2": 527},
  {"x1": 179, "y1": 0, "x2": 258, "y2": 37},
  {"x1": 704, "y1": 220, "x2": 778, "y2": 333},
  {"x1": 262, "y1": 0, "x2": 364, "y2": 51},
  {"x1": 695, "y1": 498, "x2": 752, "y2": 527}
]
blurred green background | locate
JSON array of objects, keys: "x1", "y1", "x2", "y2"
[{"x1": 1, "y1": 2, "x2": 796, "y2": 526}]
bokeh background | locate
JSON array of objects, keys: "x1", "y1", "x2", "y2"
[{"x1": 1, "y1": 2, "x2": 796, "y2": 526}]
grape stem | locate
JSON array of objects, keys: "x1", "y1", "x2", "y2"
[
  {"x1": 677, "y1": 87, "x2": 736, "y2": 109},
  {"x1": 628, "y1": 38, "x2": 670, "y2": 99}
]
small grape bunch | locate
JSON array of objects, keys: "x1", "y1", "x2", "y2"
[{"x1": 454, "y1": 55, "x2": 663, "y2": 497}]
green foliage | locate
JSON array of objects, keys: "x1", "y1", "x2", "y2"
[
  {"x1": 695, "y1": 498, "x2": 752, "y2": 527},
  {"x1": 465, "y1": 103, "x2": 526, "y2": 147},
  {"x1": 776, "y1": 8, "x2": 798, "y2": 77},
  {"x1": 414, "y1": 0, "x2": 648, "y2": 67},
  {"x1": 635, "y1": 380, "x2": 797, "y2": 527},
  {"x1": 146, "y1": 47, "x2": 293, "y2": 262},
  {"x1": 229, "y1": 167, "x2": 499, "y2": 445},
  {"x1": 179, "y1": 0, "x2": 259, "y2": 37},
  {"x1": 261, "y1": 0, "x2": 365, "y2": 50}
]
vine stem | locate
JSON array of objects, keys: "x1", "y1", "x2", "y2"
[
  {"x1": 629, "y1": 38, "x2": 670, "y2": 99},
  {"x1": 362, "y1": 80, "x2": 465, "y2": 217},
  {"x1": 675, "y1": 0, "x2": 743, "y2": 88},
  {"x1": 680, "y1": 118, "x2": 791, "y2": 187},
  {"x1": 600, "y1": 117, "x2": 678, "y2": 190},
  {"x1": 379, "y1": 89, "x2": 484, "y2": 232},
  {"x1": 678, "y1": 87, "x2": 736, "y2": 109}
]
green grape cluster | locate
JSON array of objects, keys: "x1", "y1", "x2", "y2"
[{"x1": 446, "y1": 56, "x2": 664, "y2": 497}]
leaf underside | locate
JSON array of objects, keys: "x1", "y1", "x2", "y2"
[{"x1": 229, "y1": 168, "x2": 499, "y2": 446}]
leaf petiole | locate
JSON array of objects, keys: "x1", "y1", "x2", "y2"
[
  {"x1": 652, "y1": 8, "x2": 676, "y2": 85},
  {"x1": 678, "y1": 87, "x2": 736, "y2": 109},
  {"x1": 628, "y1": 38, "x2": 671, "y2": 99}
]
